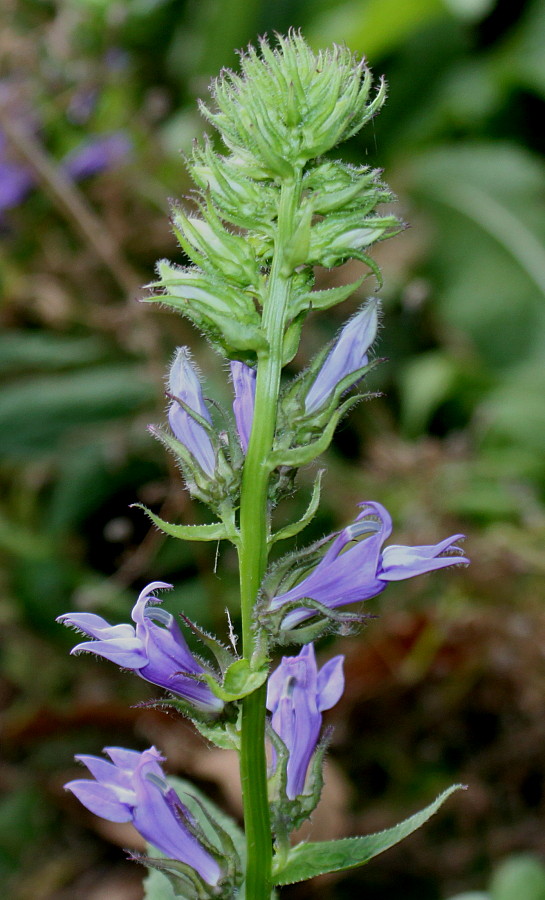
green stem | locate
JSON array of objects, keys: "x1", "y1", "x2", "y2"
[{"x1": 238, "y1": 175, "x2": 302, "y2": 899}]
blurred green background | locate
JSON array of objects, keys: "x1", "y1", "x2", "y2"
[{"x1": 1, "y1": 1, "x2": 545, "y2": 898}]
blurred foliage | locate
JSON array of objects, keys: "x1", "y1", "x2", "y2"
[
  {"x1": 448, "y1": 853, "x2": 545, "y2": 899},
  {"x1": 1, "y1": 0, "x2": 544, "y2": 898}
]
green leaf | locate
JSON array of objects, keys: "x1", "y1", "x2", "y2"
[
  {"x1": 400, "y1": 351, "x2": 459, "y2": 436},
  {"x1": 409, "y1": 143, "x2": 545, "y2": 370},
  {"x1": 292, "y1": 276, "x2": 367, "y2": 316},
  {"x1": 309, "y1": 0, "x2": 445, "y2": 61},
  {"x1": 0, "y1": 332, "x2": 106, "y2": 373},
  {"x1": 142, "y1": 864, "x2": 177, "y2": 900},
  {"x1": 132, "y1": 504, "x2": 237, "y2": 543},
  {"x1": 0, "y1": 365, "x2": 153, "y2": 458},
  {"x1": 268, "y1": 395, "x2": 360, "y2": 469},
  {"x1": 203, "y1": 658, "x2": 268, "y2": 702},
  {"x1": 272, "y1": 785, "x2": 463, "y2": 886},
  {"x1": 192, "y1": 718, "x2": 240, "y2": 751},
  {"x1": 270, "y1": 470, "x2": 324, "y2": 544}
]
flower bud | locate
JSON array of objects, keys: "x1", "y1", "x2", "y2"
[
  {"x1": 230, "y1": 360, "x2": 256, "y2": 452},
  {"x1": 168, "y1": 348, "x2": 216, "y2": 477},
  {"x1": 305, "y1": 300, "x2": 379, "y2": 414},
  {"x1": 201, "y1": 33, "x2": 386, "y2": 177}
]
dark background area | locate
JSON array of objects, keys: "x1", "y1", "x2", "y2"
[{"x1": 1, "y1": 1, "x2": 545, "y2": 897}]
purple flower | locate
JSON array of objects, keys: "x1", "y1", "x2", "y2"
[
  {"x1": 62, "y1": 132, "x2": 132, "y2": 180},
  {"x1": 270, "y1": 501, "x2": 469, "y2": 629},
  {"x1": 0, "y1": 161, "x2": 33, "y2": 212},
  {"x1": 57, "y1": 581, "x2": 223, "y2": 713},
  {"x1": 66, "y1": 746, "x2": 221, "y2": 885},
  {"x1": 168, "y1": 349, "x2": 216, "y2": 476},
  {"x1": 305, "y1": 300, "x2": 379, "y2": 414},
  {"x1": 266, "y1": 644, "x2": 344, "y2": 799},
  {"x1": 230, "y1": 360, "x2": 256, "y2": 451}
]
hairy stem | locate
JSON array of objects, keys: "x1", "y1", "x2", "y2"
[{"x1": 238, "y1": 175, "x2": 302, "y2": 899}]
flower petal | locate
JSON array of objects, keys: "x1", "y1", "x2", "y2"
[
  {"x1": 380, "y1": 535, "x2": 468, "y2": 581},
  {"x1": 65, "y1": 779, "x2": 133, "y2": 823},
  {"x1": 316, "y1": 654, "x2": 345, "y2": 711}
]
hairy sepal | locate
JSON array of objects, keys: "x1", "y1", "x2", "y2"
[
  {"x1": 268, "y1": 726, "x2": 331, "y2": 840},
  {"x1": 260, "y1": 595, "x2": 371, "y2": 647},
  {"x1": 268, "y1": 394, "x2": 364, "y2": 469},
  {"x1": 291, "y1": 275, "x2": 367, "y2": 317}
]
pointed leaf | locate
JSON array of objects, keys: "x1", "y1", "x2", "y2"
[
  {"x1": 192, "y1": 718, "x2": 240, "y2": 751},
  {"x1": 268, "y1": 396, "x2": 360, "y2": 469},
  {"x1": 272, "y1": 785, "x2": 464, "y2": 886},
  {"x1": 270, "y1": 471, "x2": 324, "y2": 544},
  {"x1": 132, "y1": 504, "x2": 237, "y2": 543},
  {"x1": 292, "y1": 276, "x2": 366, "y2": 315}
]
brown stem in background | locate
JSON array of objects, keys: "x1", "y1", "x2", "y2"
[{"x1": 0, "y1": 106, "x2": 141, "y2": 295}]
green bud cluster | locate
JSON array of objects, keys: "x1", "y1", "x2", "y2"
[
  {"x1": 146, "y1": 32, "x2": 400, "y2": 368},
  {"x1": 201, "y1": 33, "x2": 385, "y2": 177}
]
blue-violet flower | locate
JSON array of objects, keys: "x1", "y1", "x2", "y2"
[
  {"x1": 267, "y1": 643, "x2": 344, "y2": 799},
  {"x1": 270, "y1": 501, "x2": 469, "y2": 628},
  {"x1": 66, "y1": 746, "x2": 221, "y2": 885},
  {"x1": 168, "y1": 348, "x2": 216, "y2": 476},
  {"x1": 57, "y1": 581, "x2": 223, "y2": 712},
  {"x1": 62, "y1": 132, "x2": 132, "y2": 180},
  {"x1": 305, "y1": 300, "x2": 378, "y2": 414}
]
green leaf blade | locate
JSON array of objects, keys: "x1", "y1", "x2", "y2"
[
  {"x1": 272, "y1": 784, "x2": 464, "y2": 886},
  {"x1": 133, "y1": 504, "x2": 236, "y2": 543}
]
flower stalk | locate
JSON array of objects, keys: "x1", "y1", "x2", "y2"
[{"x1": 237, "y1": 174, "x2": 303, "y2": 898}]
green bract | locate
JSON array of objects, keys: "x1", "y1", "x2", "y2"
[
  {"x1": 200, "y1": 33, "x2": 386, "y2": 176},
  {"x1": 147, "y1": 32, "x2": 399, "y2": 371}
]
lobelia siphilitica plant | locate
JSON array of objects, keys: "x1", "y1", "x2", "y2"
[{"x1": 58, "y1": 34, "x2": 469, "y2": 900}]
